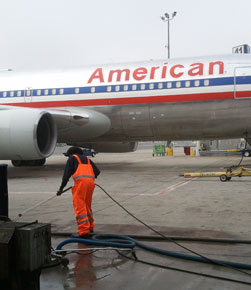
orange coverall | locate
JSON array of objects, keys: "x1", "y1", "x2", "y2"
[{"x1": 72, "y1": 154, "x2": 95, "y2": 235}]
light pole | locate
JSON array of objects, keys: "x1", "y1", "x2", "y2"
[{"x1": 160, "y1": 11, "x2": 177, "y2": 58}]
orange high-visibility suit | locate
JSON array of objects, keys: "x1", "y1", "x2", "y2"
[{"x1": 72, "y1": 154, "x2": 95, "y2": 235}]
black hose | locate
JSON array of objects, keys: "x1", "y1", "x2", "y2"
[
  {"x1": 94, "y1": 183, "x2": 251, "y2": 275},
  {"x1": 51, "y1": 231, "x2": 251, "y2": 244},
  {"x1": 118, "y1": 250, "x2": 251, "y2": 287},
  {"x1": 53, "y1": 182, "x2": 251, "y2": 285}
]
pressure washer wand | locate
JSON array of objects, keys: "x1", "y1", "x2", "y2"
[
  {"x1": 62, "y1": 186, "x2": 72, "y2": 193},
  {"x1": 13, "y1": 186, "x2": 72, "y2": 221}
]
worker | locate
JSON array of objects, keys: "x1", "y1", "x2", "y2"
[{"x1": 57, "y1": 146, "x2": 100, "y2": 239}]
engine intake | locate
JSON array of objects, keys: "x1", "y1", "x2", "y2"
[{"x1": 0, "y1": 109, "x2": 57, "y2": 160}]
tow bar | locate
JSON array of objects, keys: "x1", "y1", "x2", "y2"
[{"x1": 184, "y1": 167, "x2": 251, "y2": 182}]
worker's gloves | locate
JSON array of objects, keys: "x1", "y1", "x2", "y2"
[{"x1": 57, "y1": 189, "x2": 63, "y2": 196}]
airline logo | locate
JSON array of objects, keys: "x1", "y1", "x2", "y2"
[{"x1": 88, "y1": 61, "x2": 224, "y2": 84}]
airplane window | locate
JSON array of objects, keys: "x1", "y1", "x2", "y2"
[
  {"x1": 194, "y1": 80, "x2": 200, "y2": 87},
  {"x1": 91, "y1": 87, "x2": 95, "y2": 93},
  {"x1": 132, "y1": 84, "x2": 137, "y2": 91},
  {"x1": 44, "y1": 89, "x2": 49, "y2": 95},
  {"x1": 167, "y1": 82, "x2": 172, "y2": 89},
  {"x1": 115, "y1": 85, "x2": 120, "y2": 92},
  {"x1": 52, "y1": 89, "x2": 57, "y2": 95},
  {"x1": 204, "y1": 79, "x2": 209, "y2": 86},
  {"x1": 140, "y1": 84, "x2": 146, "y2": 90},
  {"x1": 185, "y1": 81, "x2": 190, "y2": 87},
  {"x1": 107, "y1": 86, "x2": 112, "y2": 92},
  {"x1": 176, "y1": 82, "x2": 181, "y2": 88},
  {"x1": 75, "y1": 88, "x2": 79, "y2": 94},
  {"x1": 37, "y1": 90, "x2": 41, "y2": 96},
  {"x1": 158, "y1": 83, "x2": 163, "y2": 89},
  {"x1": 149, "y1": 83, "x2": 154, "y2": 90},
  {"x1": 59, "y1": 88, "x2": 64, "y2": 95},
  {"x1": 17, "y1": 91, "x2": 22, "y2": 97},
  {"x1": 123, "y1": 85, "x2": 128, "y2": 91},
  {"x1": 10, "y1": 91, "x2": 14, "y2": 97},
  {"x1": 3, "y1": 92, "x2": 7, "y2": 97}
]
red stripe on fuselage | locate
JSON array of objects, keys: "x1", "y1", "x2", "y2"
[
  {"x1": 236, "y1": 91, "x2": 251, "y2": 98},
  {"x1": 0, "y1": 91, "x2": 236, "y2": 108}
]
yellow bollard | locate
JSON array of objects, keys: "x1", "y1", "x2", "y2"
[{"x1": 190, "y1": 148, "x2": 195, "y2": 157}]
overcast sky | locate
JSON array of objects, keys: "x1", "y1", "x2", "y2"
[{"x1": 0, "y1": 0, "x2": 250, "y2": 69}]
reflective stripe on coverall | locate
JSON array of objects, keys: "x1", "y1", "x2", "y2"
[{"x1": 72, "y1": 154, "x2": 95, "y2": 235}]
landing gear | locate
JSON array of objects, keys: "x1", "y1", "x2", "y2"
[
  {"x1": 11, "y1": 159, "x2": 46, "y2": 167},
  {"x1": 11, "y1": 160, "x2": 23, "y2": 167}
]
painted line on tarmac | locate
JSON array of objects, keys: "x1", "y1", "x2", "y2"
[
  {"x1": 112, "y1": 178, "x2": 195, "y2": 197},
  {"x1": 156, "y1": 179, "x2": 194, "y2": 196},
  {"x1": 136, "y1": 178, "x2": 194, "y2": 196}
]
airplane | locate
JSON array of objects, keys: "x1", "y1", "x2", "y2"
[{"x1": 0, "y1": 53, "x2": 251, "y2": 166}]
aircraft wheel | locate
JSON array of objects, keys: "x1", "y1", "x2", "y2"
[
  {"x1": 35, "y1": 159, "x2": 46, "y2": 166},
  {"x1": 11, "y1": 160, "x2": 23, "y2": 167},
  {"x1": 11, "y1": 159, "x2": 46, "y2": 167},
  {"x1": 244, "y1": 151, "x2": 250, "y2": 157},
  {"x1": 220, "y1": 174, "x2": 228, "y2": 182},
  {"x1": 28, "y1": 159, "x2": 46, "y2": 166}
]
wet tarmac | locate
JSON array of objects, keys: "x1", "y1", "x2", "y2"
[{"x1": 3, "y1": 145, "x2": 251, "y2": 289}]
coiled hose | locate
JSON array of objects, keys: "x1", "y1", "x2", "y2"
[
  {"x1": 56, "y1": 234, "x2": 251, "y2": 270},
  {"x1": 56, "y1": 234, "x2": 136, "y2": 250}
]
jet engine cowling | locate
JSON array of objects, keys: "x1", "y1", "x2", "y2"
[{"x1": 0, "y1": 108, "x2": 57, "y2": 160}]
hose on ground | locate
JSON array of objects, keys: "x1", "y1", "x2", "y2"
[
  {"x1": 94, "y1": 183, "x2": 251, "y2": 277},
  {"x1": 56, "y1": 235, "x2": 136, "y2": 251},
  {"x1": 55, "y1": 234, "x2": 251, "y2": 270}
]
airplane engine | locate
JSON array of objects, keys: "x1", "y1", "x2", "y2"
[
  {"x1": 0, "y1": 109, "x2": 57, "y2": 160},
  {"x1": 72, "y1": 141, "x2": 138, "y2": 153}
]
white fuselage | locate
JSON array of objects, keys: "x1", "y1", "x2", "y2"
[{"x1": 1, "y1": 54, "x2": 251, "y2": 160}]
